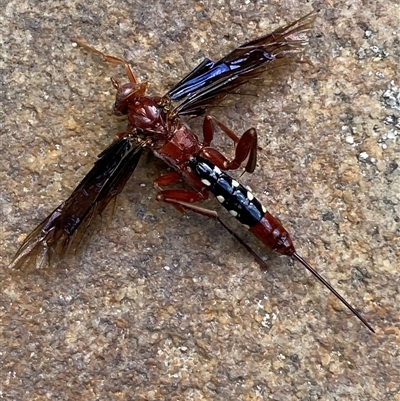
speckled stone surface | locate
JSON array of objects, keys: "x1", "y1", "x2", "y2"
[{"x1": 1, "y1": 1, "x2": 399, "y2": 400}]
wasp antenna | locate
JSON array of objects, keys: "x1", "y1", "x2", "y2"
[{"x1": 110, "y1": 77, "x2": 119, "y2": 89}]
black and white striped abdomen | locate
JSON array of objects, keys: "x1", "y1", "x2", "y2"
[{"x1": 189, "y1": 156, "x2": 266, "y2": 228}]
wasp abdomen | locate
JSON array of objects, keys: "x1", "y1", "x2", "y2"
[
  {"x1": 190, "y1": 156, "x2": 264, "y2": 226},
  {"x1": 189, "y1": 155, "x2": 295, "y2": 255}
]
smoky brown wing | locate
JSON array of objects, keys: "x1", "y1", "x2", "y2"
[
  {"x1": 9, "y1": 136, "x2": 144, "y2": 272},
  {"x1": 168, "y1": 11, "x2": 316, "y2": 116}
]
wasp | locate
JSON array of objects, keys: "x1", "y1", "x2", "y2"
[{"x1": 9, "y1": 12, "x2": 374, "y2": 332}]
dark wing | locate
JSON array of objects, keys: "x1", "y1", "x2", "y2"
[
  {"x1": 166, "y1": 11, "x2": 316, "y2": 116},
  {"x1": 9, "y1": 135, "x2": 145, "y2": 271}
]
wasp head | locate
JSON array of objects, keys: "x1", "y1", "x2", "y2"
[{"x1": 112, "y1": 79, "x2": 148, "y2": 115}]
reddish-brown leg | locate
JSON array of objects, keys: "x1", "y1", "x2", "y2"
[
  {"x1": 156, "y1": 188, "x2": 207, "y2": 214},
  {"x1": 154, "y1": 170, "x2": 209, "y2": 213},
  {"x1": 156, "y1": 195, "x2": 269, "y2": 270},
  {"x1": 76, "y1": 40, "x2": 138, "y2": 83},
  {"x1": 154, "y1": 172, "x2": 183, "y2": 189},
  {"x1": 201, "y1": 115, "x2": 258, "y2": 174},
  {"x1": 202, "y1": 115, "x2": 242, "y2": 146}
]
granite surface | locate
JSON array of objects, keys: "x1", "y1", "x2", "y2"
[{"x1": 1, "y1": 0, "x2": 399, "y2": 400}]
